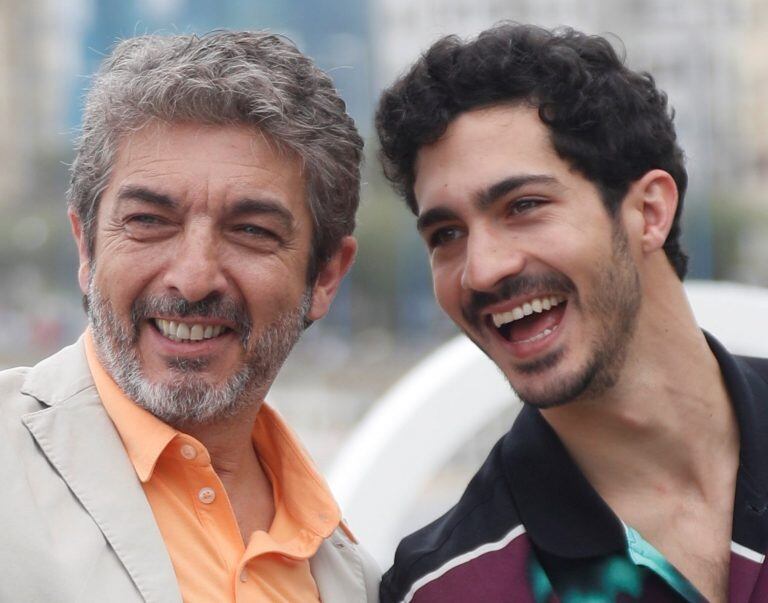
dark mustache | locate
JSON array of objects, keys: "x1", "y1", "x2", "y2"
[
  {"x1": 130, "y1": 294, "x2": 252, "y2": 344},
  {"x1": 463, "y1": 273, "x2": 575, "y2": 328}
]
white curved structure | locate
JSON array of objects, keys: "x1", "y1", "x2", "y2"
[{"x1": 329, "y1": 281, "x2": 768, "y2": 565}]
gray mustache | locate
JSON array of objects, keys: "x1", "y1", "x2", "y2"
[{"x1": 130, "y1": 294, "x2": 252, "y2": 344}]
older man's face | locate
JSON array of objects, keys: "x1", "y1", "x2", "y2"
[{"x1": 71, "y1": 122, "x2": 334, "y2": 425}]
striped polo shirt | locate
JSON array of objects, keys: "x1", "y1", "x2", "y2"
[{"x1": 381, "y1": 334, "x2": 768, "y2": 602}]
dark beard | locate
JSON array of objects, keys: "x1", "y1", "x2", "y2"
[
  {"x1": 460, "y1": 223, "x2": 641, "y2": 409},
  {"x1": 514, "y1": 225, "x2": 641, "y2": 408}
]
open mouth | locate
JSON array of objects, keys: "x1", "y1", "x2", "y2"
[
  {"x1": 152, "y1": 318, "x2": 233, "y2": 343},
  {"x1": 488, "y1": 295, "x2": 567, "y2": 344}
]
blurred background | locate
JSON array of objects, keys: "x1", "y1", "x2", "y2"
[{"x1": 1, "y1": 0, "x2": 767, "y2": 560}]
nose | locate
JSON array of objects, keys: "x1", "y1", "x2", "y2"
[
  {"x1": 162, "y1": 225, "x2": 228, "y2": 302},
  {"x1": 460, "y1": 226, "x2": 526, "y2": 292}
]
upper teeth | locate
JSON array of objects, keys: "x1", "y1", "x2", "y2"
[
  {"x1": 491, "y1": 296, "x2": 565, "y2": 328},
  {"x1": 155, "y1": 319, "x2": 225, "y2": 342}
]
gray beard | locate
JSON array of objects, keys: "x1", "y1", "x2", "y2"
[{"x1": 87, "y1": 279, "x2": 310, "y2": 428}]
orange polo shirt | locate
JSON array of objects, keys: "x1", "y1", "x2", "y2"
[{"x1": 84, "y1": 332, "x2": 341, "y2": 602}]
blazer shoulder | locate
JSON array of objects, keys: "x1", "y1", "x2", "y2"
[
  {"x1": 0, "y1": 365, "x2": 30, "y2": 389},
  {"x1": 19, "y1": 338, "x2": 93, "y2": 407},
  {"x1": 0, "y1": 366, "x2": 41, "y2": 417}
]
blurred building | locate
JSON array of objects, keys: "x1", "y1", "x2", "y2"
[
  {"x1": 739, "y1": 0, "x2": 768, "y2": 192},
  {"x1": 733, "y1": 0, "x2": 768, "y2": 283},
  {"x1": 0, "y1": 0, "x2": 85, "y2": 206}
]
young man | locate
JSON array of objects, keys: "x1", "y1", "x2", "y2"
[
  {"x1": 375, "y1": 23, "x2": 768, "y2": 603},
  {"x1": 0, "y1": 32, "x2": 378, "y2": 602}
]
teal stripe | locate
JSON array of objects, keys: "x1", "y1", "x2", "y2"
[{"x1": 623, "y1": 523, "x2": 704, "y2": 602}]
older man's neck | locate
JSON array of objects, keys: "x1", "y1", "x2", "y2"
[{"x1": 182, "y1": 401, "x2": 276, "y2": 542}]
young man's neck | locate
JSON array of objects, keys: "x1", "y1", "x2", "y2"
[
  {"x1": 542, "y1": 277, "x2": 739, "y2": 603},
  {"x1": 541, "y1": 280, "x2": 738, "y2": 500}
]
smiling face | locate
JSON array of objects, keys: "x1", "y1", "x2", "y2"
[
  {"x1": 71, "y1": 122, "x2": 353, "y2": 425},
  {"x1": 414, "y1": 105, "x2": 642, "y2": 408}
]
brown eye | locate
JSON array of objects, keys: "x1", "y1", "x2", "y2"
[
  {"x1": 429, "y1": 226, "x2": 464, "y2": 249},
  {"x1": 509, "y1": 198, "x2": 544, "y2": 215}
]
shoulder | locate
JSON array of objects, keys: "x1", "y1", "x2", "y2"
[
  {"x1": 0, "y1": 365, "x2": 30, "y2": 390},
  {"x1": 380, "y1": 434, "x2": 525, "y2": 603},
  {"x1": 739, "y1": 355, "x2": 768, "y2": 381},
  {"x1": 0, "y1": 338, "x2": 93, "y2": 421},
  {"x1": 733, "y1": 354, "x2": 768, "y2": 399},
  {"x1": 0, "y1": 365, "x2": 37, "y2": 418}
]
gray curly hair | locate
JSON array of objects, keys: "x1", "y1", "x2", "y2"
[{"x1": 68, "y1": 30, "x2": 363, "y2": 279}]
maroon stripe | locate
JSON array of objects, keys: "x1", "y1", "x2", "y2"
[{"x1": 412, "y1": 534, "x2": 536, "y2": 602}]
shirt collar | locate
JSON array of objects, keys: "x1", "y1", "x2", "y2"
[
  {"x1": 502, "y1": 330, "x2": 768, "y2": 559},
  {"x1": 84, "y1": 329, "x2": 177, "y2": 482},
  {"x1": 708, "y1": 333, "x2": 768, "y2": 552},
  {"x1": 83, "y1": 329, "x2": 341, "y2": 539},
  {"x1": 502, "y1": 403, "x2": 625, "y2": 558},
  {"x1": 253, "y1": 404, "x2": 341, "y2": 539}
]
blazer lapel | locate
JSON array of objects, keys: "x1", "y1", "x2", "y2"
[{"x1": 20, "y1": 339, "x2": 182, "y2": 603}]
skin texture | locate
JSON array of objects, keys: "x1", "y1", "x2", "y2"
[
  {"x1": 69, "y1": 121, "x2": 356, "y2": 539},
  {"x1": 413, "y1": 105, "x2": 739, "y2": 603},
  {"x1": 414, "y1": 105, "x2": 641, "y2": 408}
]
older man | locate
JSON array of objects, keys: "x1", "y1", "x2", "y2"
[
  {"x1": 376, "y1": 23, "x2": 768, "y2": 603},
  {"x1": 0, "y1": 32, "x2": 378, "y2": 602}
]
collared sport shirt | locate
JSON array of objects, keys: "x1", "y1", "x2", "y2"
[
  {"x1": 84, "y1": 332, "x2": 341, "y2": 603},
  {"x1": 381, "y1": 334, "x2": 768, "y2": 602}
]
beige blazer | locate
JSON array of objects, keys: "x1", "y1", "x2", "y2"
[{"x1": 0, "y1": 339, "x2": 379, "y2": 602}]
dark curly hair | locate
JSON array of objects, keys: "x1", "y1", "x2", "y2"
[{"x1": 375, "y1": 23, "x2": 689, "y2": 279}]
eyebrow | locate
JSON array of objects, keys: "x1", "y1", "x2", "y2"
[
  {"x1": 116, "y1": 185, "x2": 177, "y2": 209},
  {"x1": 416, "y1": 174, "x2": 559, "y2": 233},
  {"x1": 416, "y1": 206, "x2": 460, "y2": 234},
  {"x1": 476, "y1": 174, "x2": 559, "y2": 209}
]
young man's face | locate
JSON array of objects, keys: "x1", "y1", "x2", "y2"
[{"x1": 413, "y1": 105, "x2": 642, "y2": 408}]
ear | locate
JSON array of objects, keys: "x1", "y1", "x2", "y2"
[
  {"x1": 307, "y1": 236, "x2": 357, "y2": 322},
  {"x1": 624, "y1": 169, "x2": 678, "y2": 255},
  {"x1": 68, "y1": 209, "x2": 91, "y2": 295}
]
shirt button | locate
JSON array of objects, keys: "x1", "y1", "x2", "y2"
[
  {"x1": 198, "y1": 487, "x2": 216, "y2": 504},
  {"x1": 239, "y1": 569, "x2": 248, "y2": 583},
  {"x1": 180, "y1": 444, "x2": 197, "y2": 460}
]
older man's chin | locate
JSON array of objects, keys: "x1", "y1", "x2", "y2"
[
  {"x1": 86, "y1": 276, "x2": 312, "y2": 426},
  {"x1": 101, "y1": 321, "x2": 301, "y2": 426},
  {"x1": 124, "y1": 367, "x2": 258, "y2": 427}
]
